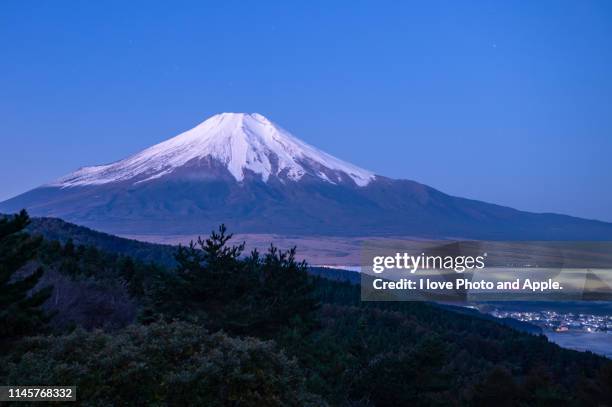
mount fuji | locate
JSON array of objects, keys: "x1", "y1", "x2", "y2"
[
  {"x1": 49, "y1": 113, "x2": 375, "y2": 189},
  {"x1": 2, "y1": 112, "x2": 612, "y2": 239}
]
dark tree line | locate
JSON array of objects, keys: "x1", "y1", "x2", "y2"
[
  {"x1": 144, "y1": 224, "x2": 318, "y2": 337},
  {"x1": 0, "y1": 210, "x2": 51, "y2": 341},
  {"x1": 1, "y1": 210, "x2": 612, "y2": 406}
]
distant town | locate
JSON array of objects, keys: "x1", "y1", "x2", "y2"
[{"x1": 490, "y1": 309, "x2": 612, "y2": 333}]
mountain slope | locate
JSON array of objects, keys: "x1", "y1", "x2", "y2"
[
  {"x1": 49, "y1": 113, "x2": 374, "y2": 188},
  {"x1": 25, "y1": 216, "x2": 177, "y2": 266},
  {"x1": 2, "y1": 112, "x2": 612, "y2": 239}
]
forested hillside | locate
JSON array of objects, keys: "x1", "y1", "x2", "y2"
[
  {"x1": 1, "y1": 212, "x2": 611, "y2": 406},
  {"x1": 26, "y1": 216, "x2": 177, "y2": 267}
]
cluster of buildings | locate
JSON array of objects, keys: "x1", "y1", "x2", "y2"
[{"x1": 490, "y1": 309, "x2": 612, "y2": 333}]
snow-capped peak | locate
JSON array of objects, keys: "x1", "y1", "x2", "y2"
[{"x1": 50, "y1": 112, "x2": 376, "y2": 187}]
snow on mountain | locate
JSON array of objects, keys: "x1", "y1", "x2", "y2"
[
  {"x1": 5, "y1": 112, "x2": 612, "y2": 240},
  {"x1": 50, "y1": 113, "x2": 375, "y2": 187}
]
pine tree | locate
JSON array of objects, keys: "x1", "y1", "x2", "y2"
[
  {"x1": 174, "y1": 224, "x2": 247, "y2": 307},
  {"x1": 251, "y1": 245, "x2": 319, "y2": 335},
  {"x1": 0, "y1": 210, "x2": 51, "y2": 339},
  {"x1": 147, "y1": 224, "x2": 318, "y2": 336}
]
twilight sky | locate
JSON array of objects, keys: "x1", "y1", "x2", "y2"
[{"x1": 1, "y1": 1, "x2": 611, "y2": 221}]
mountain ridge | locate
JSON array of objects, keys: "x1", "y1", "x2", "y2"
[{"x1": 3, "y1": 113, "x2": 612, "y2": 240}]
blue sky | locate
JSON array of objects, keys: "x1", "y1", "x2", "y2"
[{"x1": 1, "y1": 1, "x2": 611, "y2": 221}]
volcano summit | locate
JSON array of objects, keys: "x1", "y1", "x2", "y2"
[
  {"x1": 50, "y1": 113, "x2": 375, "y2": 188},
  {"x1": 2, "y1": 113, "x2": 612, "y2": 239}
]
